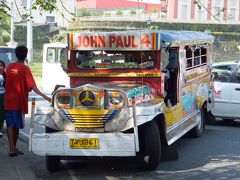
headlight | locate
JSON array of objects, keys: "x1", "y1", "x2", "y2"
[
  {"x1": 107, "y1": 91, "x2": 125, "y2": 109},
  {"x1": 54, "y1": 90, "x2": 72, "y2": 109}
]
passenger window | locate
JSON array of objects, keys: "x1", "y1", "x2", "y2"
[
  {"x1": 236, "y1": 66, "x2": 240, "y2": 83},
  {"x1": 47, "y1": 48, "x2": 55, "y2": 63},
  {"x1": 47, "y1": 48, "x2": 63, "y2": 63},
  {"x1": 194, "y1": 48, "x2": 200, "y2": 66},
  {"x1": 201, "y1": 48, "x2": 207, "y2": 64},
  {"x1": 212, "y1": 65, "x2": 233, "y2": 83},
  {"x1": 186, "y1": 45, "x2": 208, "y2": 71},
  {"x1": 186, "y1": 46, "x2": 192, "y2": 69}
]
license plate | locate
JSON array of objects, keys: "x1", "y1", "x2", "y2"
[{"x1": 70, "y1": 138, "x2": 99, "y2": 149}]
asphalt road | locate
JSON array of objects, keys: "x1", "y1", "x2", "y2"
[{"x1": 20, "y1": 96, "x2": 240, "y2": 180}]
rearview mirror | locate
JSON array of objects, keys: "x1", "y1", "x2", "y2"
[{"x1": 60, "y1": 48, "x2": 69, "y2": 72}]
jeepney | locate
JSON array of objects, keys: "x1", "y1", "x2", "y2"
[{"x1": 29, "y1": 30, "x2": 214, "y2": 171}]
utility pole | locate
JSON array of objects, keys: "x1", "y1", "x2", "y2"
[
  {"x1": 6, "y1": 0, "x2": 17, "y2": 47},
  {"x1": 10, "y1": 0, "x2": 14, "y2": 43},
  {"x1": 27, "y1": 0, "x2": 33, "y2": 63}
]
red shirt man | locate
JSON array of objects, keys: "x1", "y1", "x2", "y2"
[
  {"x1": 4, "y1": 45, "x2": 51, "y2": 157},
  {"x1": 5, "y1": 63, "x2": 36, "y2": 114}
]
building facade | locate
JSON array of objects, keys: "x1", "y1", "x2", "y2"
[
  {"x1": 168, "y1": 0, "x2": 240, "y2": 22},
  {"x1": 75, "y1": 0, "x2": 167, "y2": 15},
  {"x1": 75, "y1": 0, "x2": 240, "y2": 22},
  {"x1": 6, "y1": 0, "x2": 75, "y2": 28}
]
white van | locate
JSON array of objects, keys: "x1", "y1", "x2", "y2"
[
  {"x1": 41, "y1": 43, "x2": 70, "y2": 92},
  {"x1": 211, "y1": 61, "x2": 240, "y2": 121}
]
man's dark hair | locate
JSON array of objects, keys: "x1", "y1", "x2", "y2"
[{"x1": 15, "y1": 45, "x2": 28, "y2": 61}]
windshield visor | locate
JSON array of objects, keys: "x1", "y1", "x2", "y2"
[{"x1": 74, "y1": 50, "x2": 157, "y2": 70}]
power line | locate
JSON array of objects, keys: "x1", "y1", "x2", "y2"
[
  {"x1": 14, "y1": 0, "x2": 23, "y2": 19},
  {"x1": 59, "y1": 0, "x2": 75, "y2": 17},
  {"x1": 194, "y1": 0, "x2": 223, "y2": 21}
]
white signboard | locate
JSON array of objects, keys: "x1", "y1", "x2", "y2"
[{"x1": 69, "y1": 31, "x2": 160, "y2": 51}]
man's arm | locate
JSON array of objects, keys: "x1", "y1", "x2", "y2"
[{"x1": 32, "y1": 86, "x2": 51, "y2": 102}]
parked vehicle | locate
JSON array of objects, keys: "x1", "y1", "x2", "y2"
[
  {"x1": 0, "y1": 46, "x2": 17, "y2": 66},
  {"x1": 211, "y1": 61, "x2": 240, "y2": 120},
  {"x1": 29, "y1": 30, "x2": 215, "y2": 171},
  {"x1": 41, "y1": 43, "x2": 70, "y2": 92}
]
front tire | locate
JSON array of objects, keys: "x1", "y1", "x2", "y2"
[
  {"x1": 45, "y1": 127, "x2": 60, "y2": 171},
  {"x1": 46, "y1": 156, "x2": 60, "y2": 172},
  {"x1": 188, "y1": 108, "x2": 205, "y2": 138},
  {"x1": 137, "y1": 120, "x2": 161, "y2": 170}
]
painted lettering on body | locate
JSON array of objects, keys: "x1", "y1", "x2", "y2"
[
  {"x1": 109, "y1": 35, "x2": 138, "y2": 48},
  {"x1": 77, "y1": 35, "x2": 106, "y2": 48}
]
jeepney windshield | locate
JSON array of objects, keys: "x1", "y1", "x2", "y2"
[{"x1": 74, "y1": 50, "x2": 156, "y2": 70}]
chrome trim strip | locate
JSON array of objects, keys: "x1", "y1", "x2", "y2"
[{"x1": 166, "y1": 110, "x2": 200, "y2": 145}]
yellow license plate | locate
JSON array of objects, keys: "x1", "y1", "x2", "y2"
[{"x1": 70, "y1": 138, "x2": 99, "y2": 149}]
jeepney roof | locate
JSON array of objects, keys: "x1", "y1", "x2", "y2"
[
  {"x1": 159, "y1": 30, "x2": 214, "y2": 47},
  {"x1": 69, "y1": 30, "x2": 214, "y2": 51}
]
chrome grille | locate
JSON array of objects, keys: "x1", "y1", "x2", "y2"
[{"x1": 64, "y1": 112, "x2": 118, "y2": 128}]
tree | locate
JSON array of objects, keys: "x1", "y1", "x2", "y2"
[
  {"x1": 0, "y1": 17, "x2": 11, "y2": 45},
  {"x1": 129, "y1": 9, "x2": 136, "y2": 16},
  {"x1": 0, "y1": 1, "x2": 9, "y2": 15},
  {"x1": 0, "y1": 1, "x2": 10, "y2": 45},
  {"x1": 32, "y1": 0, "x2": 57, "y2": 13},
  {"x1": 151, "y1": 8, "x2": 158, "y2": 14},
  {"x1": 116, "y1": 9, "x2": 123, "y2": 16}
]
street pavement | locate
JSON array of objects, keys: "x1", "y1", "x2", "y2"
[
  {"x1": 0, "y1": 93, "x2": 47, "y2": 180},
  {"x1": 0, "y1": 129, "x2": 37, "y2": 180}
]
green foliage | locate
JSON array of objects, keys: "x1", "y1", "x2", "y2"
[
  {"x1": 29, "y1": 63, "x2": 42, "y2": 77},
  {"x1": 77, "y1": 8, "x2": 90, "y2": 17},
  {"x1": 32, "y1": 0, "x2": 57, "y2": 13},
  {"x1": 91, "y1": 10, "x2": 99, "y2": 16},
  {"x1": 104, "y1": 12, "x2": 111, "y2": 16},
  {"x1": 129, "y1": 9, "x2": 136, "y2": 15},
  {"x1": 116, "y1": 9, "x2": 123, "y2": 16},
  {"x1": 0, "y1": 15, "x2": 11, "y2": 45},
  {"x1": 150, "y1": 26, "x2": 158, "y2": 30},
  {"x1": 152, "y1": 8, "x2": 158, "y2": 14},
  {"x1": 0, "y1": 1, "x2": 10, "y2": 15}
]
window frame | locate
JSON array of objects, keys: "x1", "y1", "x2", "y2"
[{"x1": 186, "y1": 45, "x2": 207, "y2": 71}]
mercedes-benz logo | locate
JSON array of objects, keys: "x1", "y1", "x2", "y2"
[{"x1": 79, "y1": 90, "x2": 95, "y2": 106}]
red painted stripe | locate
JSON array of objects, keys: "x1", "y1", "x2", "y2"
[{"x1": 152, "y1": 33, "x2": 155, "y2": 50}]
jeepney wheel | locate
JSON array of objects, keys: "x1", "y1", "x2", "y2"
[
  {"x1": 46, "y1": 156, "x2": 60, "y2": 171},
  {"x1": 137, "y1": 120, "x2": 161, "y2": 170},
  {"x1": 188, "y1": 108, "x2": 205, "y2": 138},
  {"x1": 45, "y1": 127, "x2": 60, "y2": 171}
]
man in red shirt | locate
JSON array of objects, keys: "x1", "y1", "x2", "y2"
[{"x1": 4, "y1": 45, "x2": 51, "y2": 157}]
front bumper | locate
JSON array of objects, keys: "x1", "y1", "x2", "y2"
[{"x1": 31, "y1": 131, "x2": 136, "y2": 157}]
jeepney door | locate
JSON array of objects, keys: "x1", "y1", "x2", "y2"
[{"x1": 164, "y1": 48, "x2": 182, "y2": 125}]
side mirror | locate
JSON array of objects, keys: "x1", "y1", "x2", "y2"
[
  {"x1": 160, "y1": 48, "x2": 169, "y2": 71},
  {"x1": 60, "y1": 48, "x2": 69, "y2": 72},
  {"x1": 52, "y1": 84, "x2": 66, "y2": 95}
]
